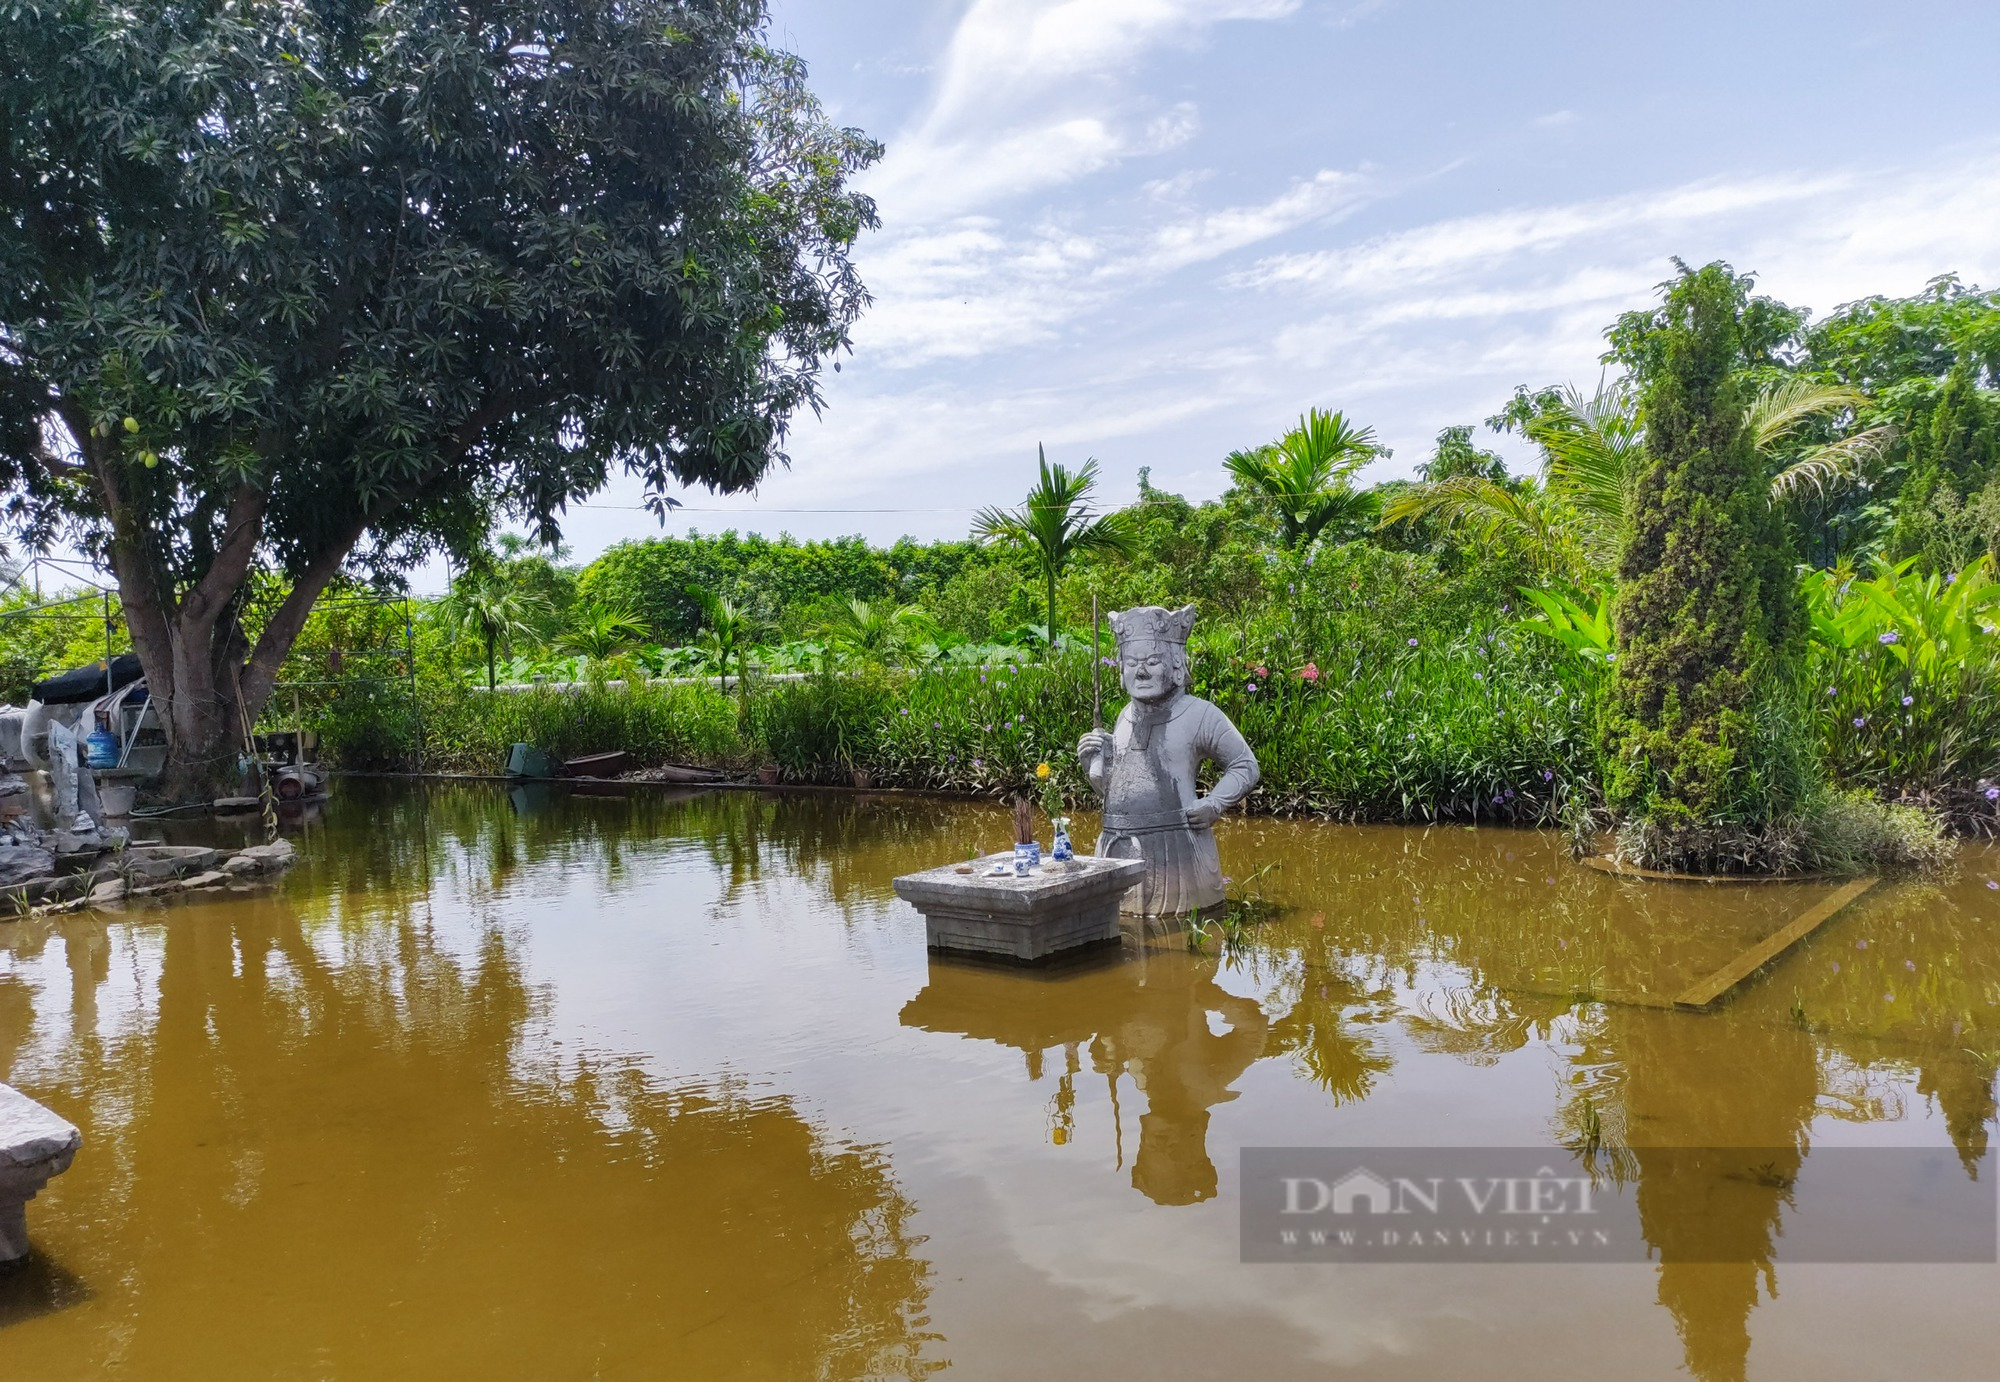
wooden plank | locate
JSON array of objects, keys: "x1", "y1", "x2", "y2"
[
  {"x1": 1580, "y1": 855, "x2": 1833, "y2": 884},
  {"x1": 1673, "y1": 877, "x2": 1879, "y2": 1010}
]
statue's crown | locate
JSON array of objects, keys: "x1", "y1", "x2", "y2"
[{"x1": 1108, "y1": 604, "x2": 1196, "y2": 647}]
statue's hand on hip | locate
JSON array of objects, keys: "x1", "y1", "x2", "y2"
[
  {"x1": 1183, "y1": 796, "x2": 1225, "y2": 829},
  {"x1": 1077, "y1": 730, "x2": 1113, "y2": 769}
]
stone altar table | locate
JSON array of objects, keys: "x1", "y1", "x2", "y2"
[
  {"x1": 0, "y1": 1082, "x2": 81, "y2": 1265},
  {"x1": 893, "y1": 854, "x2": 1147, "y2": 962}
]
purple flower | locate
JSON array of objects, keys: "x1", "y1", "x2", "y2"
[
  {"x1": 1830, "y1": 962, "x2": 1840, "y2": 973},
  {"x1": 983, "y1": 723, "x2": 992, "y2": 732},
  {"x1": 900, "y1": 707, "x2": 909, "y2": 715},
  {"x1": 1902, "y1": 696, "x2": 1914, "y2": 706},
  {"x1": 1247, "y1": 681, "x2": 1258, "y2": 692},
  {"x1": 1853, "y1": 716, "x2": 1867, "y2": 728},
  {"x1": 1503, "y1": 788, "x2": 1515, "y2": 800},
  {"x1": 1473, "y1": 672, "x2": 1484, "y2": 682},
  {"x1": 1605, "y1": 653, "x2": 1617, "y2": 663},
  {"x1": 979, "y1": 675, "x2": 987, "y2": 683},
  {"x1": 1987, "y1": 879, "x2": 1998, "y2": 889},
  {"x1": 973, "y1": 757, "x2": 983, "y2": 768},
  {"x1": 1407, "y1": 638, "x2": 1418, "y2": 647},
  {"x1": 1542, "y1": 769, "x2": 1554, "y2": 782},
  {"x1": 1905, "y1": 960, "x2": 1916, "y2": 972},
  {"x1": 1878, "y1": 630, "x2": 1899, "y2": 645},
  {"x1": 1827, "y1": 686, "x2": 1837, "y2": 696},
  {"x1": 1985, "y1": 788, "x2": 1999, "y2": 802},
  {"x1": 1856, "y1": 939, "x2": 1868, "y2": 949}
]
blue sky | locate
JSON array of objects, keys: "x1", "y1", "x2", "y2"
[{"x1": 546, "y1": 0, "x2": 2000, "y2": 561}]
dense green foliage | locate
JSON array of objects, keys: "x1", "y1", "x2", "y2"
[
  {"x1": 1600, "y1": 265, "x2": 1808, "y2": 867},
  {"x1": 0, "y1": 0, "x2": 878, "y2": 793},
  {"x1": 1805, "y1": 557, "x2": 2000, "y2": 816},
  {"x1": 579, "y1": 532, "x2": 992, "y2": 642}
]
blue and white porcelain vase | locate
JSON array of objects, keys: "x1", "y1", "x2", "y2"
[{"x1": 1051, "y1": 819, "x2": 1074, "y2": 862}]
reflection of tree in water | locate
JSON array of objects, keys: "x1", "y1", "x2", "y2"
[
  {"x1": 295, "y1": 781, "x2": 1001, "y2": 924},
  {"x1": 1585, "y1": 1008, "x2": 1819, "y2": 1382},
  {"x1": 4, "y1": 893, "x2": 938, "y2": 1379},
  {"x1": 1250, "y1": 947, "x2": 1397, "y2": 1107},
  {"x1": 902, "y1": 951, "x2": 1282, "y2": 1206}
]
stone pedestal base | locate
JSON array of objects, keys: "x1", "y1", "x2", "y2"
[
  {"x1": 0, "y1": 1084, "x2": 81, "y2": 1265},
  {"x1": 893, "y1": 854, "x2": 1148, "y2": 963}
]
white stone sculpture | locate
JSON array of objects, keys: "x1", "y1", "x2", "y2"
[
  {"x1": 46, "y1": 718, "x2": 101, "y2": 835},
  {"x1": 1076, "y1": 606, "x2": 1259, "y2": 917}
]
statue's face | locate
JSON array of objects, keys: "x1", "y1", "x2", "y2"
[{"x1": 1120, "y1": 639, "x2": 1176, "y2": 703}]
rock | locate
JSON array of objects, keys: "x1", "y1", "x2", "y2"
[
  {"x1": 221, "y1": 854, "x2": 259, "y2": 875},
  {"x1": 0, "y1": 845, "x2": 55, "y2": 887},
  {"x1": 52, "y1": 831, "x2": 105, "y2": 858},
  {"x1": 88, "y1": 879, "x2": 126, "y2": 905},
  {"x1": 0, "y1": 1082, "x2": 82, "y2": 1264},
  {"x1": 235, "y1": 839, "x2": 297, "y2": 870},
  {"x1": 179, "y1": 870, "x2": 228, "y2": 889},
  {"x1": 122, "y1": 846, "x2": 220, "y2": 882}
]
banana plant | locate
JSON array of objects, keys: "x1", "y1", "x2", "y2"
[{"x1": 1516, "y1": 583, "x2": 1616, "y2": 668}]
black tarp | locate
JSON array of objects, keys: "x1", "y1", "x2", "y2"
[{"x1": 32, "y1": 653, "x2": 144, "y2": 705}]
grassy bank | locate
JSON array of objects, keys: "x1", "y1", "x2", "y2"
[{"x1": 350, "y1": 631, "x2": 1599, "y2": 826}]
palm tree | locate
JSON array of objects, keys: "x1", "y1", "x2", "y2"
[
  {"x1": 1225, "y1": 407, "x2": 1384, "y2": 549},
  {"x1": 1381, "y1": 377, "x2": 1893, "y2": 580},
  {"x1": 823, "y1": 598, "x2": 934, "y2": 665},
  {"x1": 972, "y1": 447, "x2": 1131, "y2": 650},
  {"x1": 440, "y1": 568, "x2": 552, "y2": 690},
  {"x1": 557, "y1": 601, "x2": 652, "y2": 681},
  {"x1": 686, "y1": 586, "x2": 771, "y2": 712}
]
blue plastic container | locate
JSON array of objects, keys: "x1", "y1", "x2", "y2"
[{"x1": 85, "y1": 728, "x2": 120, "y2": 769}]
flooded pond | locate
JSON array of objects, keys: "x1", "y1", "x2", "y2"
[{"x1": 2, "y1": 783, "x2": 1995, "y2": 1379}]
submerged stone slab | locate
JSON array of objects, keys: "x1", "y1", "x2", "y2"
[
  {"x1": 893, "y1": 854, "x2": 1147, "y2": 962},
  {"x1": 0, "y1": 1083, "x2": 82, "y2": 1264}
]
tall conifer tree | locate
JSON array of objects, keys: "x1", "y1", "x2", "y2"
[{"x1": 1601, "y1": 264, "x2": 1804, "y2": 870}]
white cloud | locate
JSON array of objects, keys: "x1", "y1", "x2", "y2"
[
  {"x1": 1234, "y1": 173, "x2": 1855, "y2": 296},
  {"x1": 855, "y1": 166, "x2": 1373, "y2": 365},
  {"x1": 862, "y1": 0, "x2": 1300, "y2": 219},
  {"x1": 1136, "y1": 169, "x2": 1371, "y2": 276}
]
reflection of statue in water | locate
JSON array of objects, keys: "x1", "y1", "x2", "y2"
[
  {"x1": 1077, "y1": 606, "x2": 1258, "y2": 917},
  {"x1": 899, "y1": 952, "x2": 1267, "y2": 1206}
]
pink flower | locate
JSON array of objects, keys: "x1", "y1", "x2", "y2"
[
  {"x1": 1253, "y1": 665, "x2": 1268, "y2": 678},
  {"x1": 1300, "y1": 662, "x2": 1320, "y2": 681}
]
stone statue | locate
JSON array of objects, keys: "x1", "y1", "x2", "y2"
[{"x1": 1076, "y1": 605, "x2": 1259, "y2": 916}]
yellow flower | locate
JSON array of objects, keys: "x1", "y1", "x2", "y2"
[{"x1": 1035, "y1": 762, "x2": 1051, "y2": 779}]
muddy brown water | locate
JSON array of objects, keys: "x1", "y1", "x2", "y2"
[{"x1": 1, "y1": 783, "x2": 1995, "y2": 1380}]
